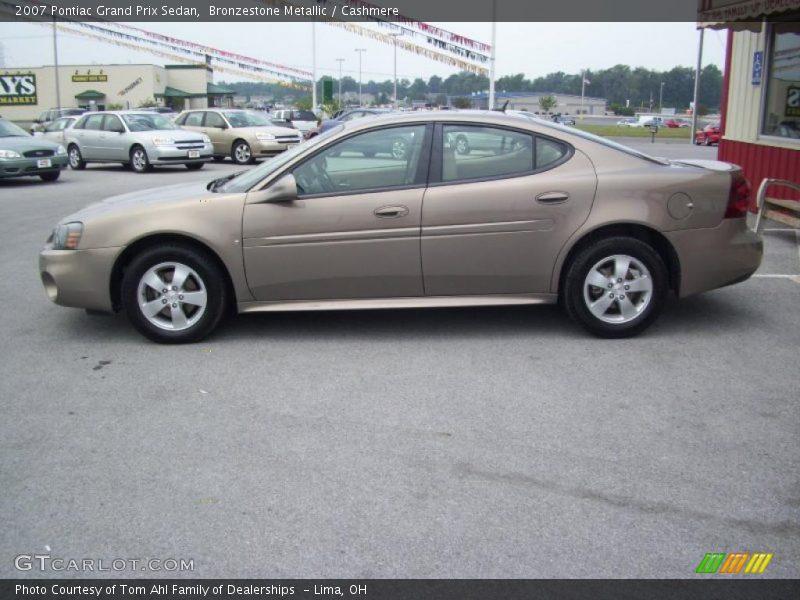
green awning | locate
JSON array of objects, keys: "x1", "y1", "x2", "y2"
[
  {"x1": 74, "y1": 89, "x2": 106, "y2": 100},
  {"x1": 155, "y1": 86, "x2": 195, "y2": 98},
  {"x1": 207, "y1": 82, "x2": 235, "y2": 95}
]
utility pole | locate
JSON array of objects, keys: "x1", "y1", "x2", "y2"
[
  {"x1": 52, "y1": 17, "x2": 61, "y2": 109},
  {"x1": 691, "y1": 28, "x2": 705, "y2": 144},
  {"x1": 488, "y1": 0, "x2": 496, "y2": 110},
  {"x1": 355, "y1": 48, "x2": 366, "y2": 106},
  {"x1": 580, "y1": 69, "x2": 586, "y2": 117},
  {"x1": 659, "y1": 81, "x2": 665, "y2": 113},
  {"x1": 335, "y1": 58, "x2": 344, "y2": 105},
  {"x1": 311, "y1": 21, "x2": 317, "y2": 110},
  {"x1": 389, "y1": 32, "x2": 402, "y2": 109}
]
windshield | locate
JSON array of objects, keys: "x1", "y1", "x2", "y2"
[
  {"x1": 217, "y1": 124, "x2": 343, "y2": 193},
  {"x1": 0, "y1": 120, "x2": 30, "y2": 137},
  {"x1": 536, "y1": 120, "x2": 668, "y2": 165},
  {"x1": 223, "y1": 111, "x2": 270, "y2": 127},
  {"x1": 121, "y1": 113, "x2": 178, "y2": 132}
]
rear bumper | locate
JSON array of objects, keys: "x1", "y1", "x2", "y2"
[
  {"x1": 39, "y1": 247, "x2": 120, "y2": 312},
  {"x1": 0, "y1": 156, "x2": 68, "y2": 178},
  {"x1": 664, "y1": 218, "x2": 763, "y2": 298}
]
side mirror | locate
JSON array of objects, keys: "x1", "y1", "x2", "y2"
[{"x1": 247, "y1": 174, "x2": 298, "y2": 204}]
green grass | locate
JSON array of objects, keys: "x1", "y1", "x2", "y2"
[{"x1": 574, "y1": 124, "x2": 691, "y2": 139}]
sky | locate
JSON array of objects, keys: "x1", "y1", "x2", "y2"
[{"x1": 0, "y1": 21, "x2": 727, "y2": 84}]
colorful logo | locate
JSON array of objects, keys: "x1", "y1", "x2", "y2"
[{"x1": 696, "y1": 552, "x2": 773, "y2": 574}]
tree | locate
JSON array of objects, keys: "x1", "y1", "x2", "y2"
[
  {"x1": 137, "y1": 97, "x2": 157, "y2": 108},
  {"x1": 294, "y1": 96, "x2": 313, "y2": 110},
  {"x1": 452, "y1": 97, "x2": 472, "y2": 109},
  {"x1": 538, "y1": 95, "x2": 557, "y2": 113}
]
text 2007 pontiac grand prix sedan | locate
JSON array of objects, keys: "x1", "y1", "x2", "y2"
[{"x1": 39, "y1": 111, "x2": 762, "y2": 343}]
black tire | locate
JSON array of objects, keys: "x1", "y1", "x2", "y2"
[
  {"x1": 121, "y1": 244, "x2": 228, "y2": 344},
  {"x1": 212, "y1": 156, "x2": 226, "y2": 162},
  {"x1": 231, "y1": 140, "x2": 253, "y2": 165},
  {"x1": 130, "y1": 145, "x2": 152, "y2": 173},
  {"x1": 39, "y1": 170, "x2": 61, "y2": 182},
  {"x1": 185, "y1": 162, "x2": 205, "y2": 170},
  {"x1": 68, "y1": 145, "x2": 86, "y2": 170},
  {"x1": 704, "y1": 137, "x2": 711, "y2": 147},
  {"x1": 563, "y1": 236, "x2": 667, "y2": 339},
  {"x1": 454, "y1": 134, "x2": 470, "y2": 155}
]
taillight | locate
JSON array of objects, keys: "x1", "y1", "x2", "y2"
[{"x1": 725, "y1": 172, "x2": 750, "y2": 218}]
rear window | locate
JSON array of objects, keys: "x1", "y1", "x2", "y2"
[
  {"x1": 292, "y1": 111, "x2": 316, "y2": 121},
  {"x1": 537, "y1": 120, "x2": 668, "y2": 165}
]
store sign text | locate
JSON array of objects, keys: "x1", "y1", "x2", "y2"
[{"x1": 0, "y1": 74, "x2": 37, "y2": 105}]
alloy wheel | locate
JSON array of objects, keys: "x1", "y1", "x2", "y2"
[
  {"x1": 582, "y1": 254, "x2": 653, "y2": 324},
  {"x1": 234, "y1": 142, "x2": 251, "y2": 164},
  {"x1": 136, "y1": 262, "x2": 208, "y2": 331}
]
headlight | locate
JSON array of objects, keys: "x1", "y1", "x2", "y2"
[
  {"x1": 256, "y1": 133, "x2": 276, "y2": 141},
  {"x1": 201, "y1": 134, "x2": 211, "y2": 144},
  {"x1": 0, "y1": 149, "x2": 22, "y2": 159},
  {"x1": 151, "y1": 136, "x2": 175, "y2": 146},
  {"x1": 56, "y1": 145, "x2": 66, "y2": 155},
  {"x1": 51, "y1": 222, "x2": 83, "y2": 250}
]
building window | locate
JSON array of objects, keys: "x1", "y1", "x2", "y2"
[{"x1": 762, "y1": 22, "x2": 800, "y2": 140}]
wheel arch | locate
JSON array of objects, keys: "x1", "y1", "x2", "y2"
[
  {"x1": 109, "y1": 233, "x2": 236, "y2": 313},
  {"x1": 554, "y1": 223, "x2": 681, "y2": 296}
]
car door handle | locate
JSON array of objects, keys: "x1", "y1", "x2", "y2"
[
  {"x1": 536, "y1": 191, "x2": 570, "y2": 204},
  {"x1": 374, "y1": 205, "x2": 409, "y2": 218}
]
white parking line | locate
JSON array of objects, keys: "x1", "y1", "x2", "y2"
[{"x1": 752, "y1": 274, "x2": 800, "y2": 279}]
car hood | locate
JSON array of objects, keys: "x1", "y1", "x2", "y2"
[
  {"x1": 63, "y1": 181, "x2": 216, "y2": 224},
  {"x1": 0, "y1": 135, "x2": 61, "y2": 151}
]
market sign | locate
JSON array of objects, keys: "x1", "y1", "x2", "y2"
[
  {"x1": 697, "y1": 0, "x2": 800, "y2": 27},
  {"x1": 0, "y1": 73, "x2": 37, "y2": 105},
  {"x1": 72, "y1": 74, "x2": 108, "y2": 83},
  {"x1": 787, "y1": 85, "x2": 800, "y2": 118}
]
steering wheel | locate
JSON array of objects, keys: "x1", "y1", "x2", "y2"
[{"x1": 310, "y1": 160, "x2": 336, "y2": 193}]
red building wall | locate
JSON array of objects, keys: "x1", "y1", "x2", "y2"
[{"x1": 718, "y1": 139, "x2": 800, "y2": 210}]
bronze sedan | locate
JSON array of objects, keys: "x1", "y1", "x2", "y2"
[{"x1": 40, "y1": 112, "x2": 762, "y2": 343}]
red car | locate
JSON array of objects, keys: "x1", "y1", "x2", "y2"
[
  {"x1": 664, "y1": 118, "x2": 690, "y2": 128},
  {"x1": 695, "y1": 122, "x2": 721, "y2": 145}
]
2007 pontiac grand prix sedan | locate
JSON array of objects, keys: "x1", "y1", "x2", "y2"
[{"x1": 39, "y1": 111, "x2": 763, "y2": 343}]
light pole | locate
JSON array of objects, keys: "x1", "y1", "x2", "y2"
[
  {"x1": 580, "y1": 69, "x2": 586, "y2": 117},
  {"x1": 659, "y1": 81, "x2": 665, "y2": 113},
  {"x1": 52, "y1": 17, "x2": 61, "y2": 109},
  {"x1": 335, "y1": 58, "x2": 345, "y2": 106},
  {"x1": 488, "y1": 0, "x2": 496, "y2": 110},
  {"x1": 311, "y1": 21, "x2": 317, "y2": 110},
  {"x1": 355, "y1": 48, "x2": 366, "y2": 106},
  {"x1": 389, "y1": 32, "x2": 402, "y2": 108},
  {"x1": 690, "y1": 28, "x2": 705, "y2": 144}
]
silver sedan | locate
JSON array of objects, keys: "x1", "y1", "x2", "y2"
[{"x1": 65, "y1": 111, "x2": 213, "y2": 173}]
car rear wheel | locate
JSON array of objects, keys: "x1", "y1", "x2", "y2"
[
  {"x1": 232, "y1": 140, "x2": 253, "y2": 165},
  {"x1": 185, "y1": 162, "x2": 204, "y2": 170},
  {"x1": 68, "y1": 145, "x2": 86, "y2": 170},
  {"x1": 39, "y1": 171, "x2": 60, "y2": 182},
  {"x1": 563, "y1": 237, "x2": 667, "y2": 338},
  {"x1": 121, "y1": 245, "x2": 228, "y2": 344},
  {"x1": 390, "y1": 137, "x2": 408, "y2": 160},
  {"x1": 130, "y1": 146, "x2": 152, "y2": 173},
  {"x1": 704, "y1": 137, "x2": 711, "y2": 146}
]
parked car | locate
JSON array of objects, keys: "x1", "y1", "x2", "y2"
[
  {"x1": 695, "y1": 122, "x2": 721, "y2": 145},
  {"x1": 40, "y1": 111, "x2": 762, "y2": 343},
  {"x1": 271, "y1": 109, "x2": 318, "y2": 133},
  {"x1": 37, "y1": 116, "x2": 80, "y2": 145},
  {"x1": 315, "y1": 108, "x2": 391, "y2": 136},
  {"x1": 616, "y1": 118, "x2": 639, "y2": 127},
  {"x1": 553, "y1": 115, "x2": 576, "y2": 126},
  {"x1": 664, "y1": 118, "x2": 690, "y2": 128},
  {"x1": 65, "y1": 111, "x2": 213, "y2": 173},
  {"x1": 30, "y1": 107, "x2": 86, "y2": 134},
  {"x1": 175, "y1": 109, "x2": 303, "y2": 165},
  {"x1": 0, "y1": 117, "x2": 68, "y2": 182}
]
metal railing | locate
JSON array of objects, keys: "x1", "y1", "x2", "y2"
[{"x1": 753, "y1": 178, "x2": 800, "y2": 234}]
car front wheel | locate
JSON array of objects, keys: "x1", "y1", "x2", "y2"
[
  {"x1": 121, "y1": 245, "x2": 228, "y2": 343},
  {"x1": 40, "y1": 171, "x2": 61, "y2": 182},
  {"x1": 68, "y1": 145, "x2": 86, "y2": 170},
  {"x1": 563, "y1": 237, "x2": 667, "y2": 338},
  {"x1": 130, "y1": 146, "x2": 152, "y2": 173},
  {"x1": 232, "y1": 140, "x2": 253, "y2": 165}
]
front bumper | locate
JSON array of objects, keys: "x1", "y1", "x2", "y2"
[
  {"x1": 664, "y1": 218, "x2": 763, "y2": 298},
  {"x1": 255, "y1": 139, "x2": 302, "y2": 156},
  {"x1": 39, "y1": 246, "x2": 120, "y2": 312},
  {"x1": 0, "y1": 155, "x2": 68, "y2": 178},
  {"x1": 149, "y1": 143, "x2": 213, "y2": 164}
]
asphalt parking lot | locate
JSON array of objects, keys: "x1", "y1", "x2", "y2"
[{"x1": 1, "y1": 145, "x2": 798, "y2": 579}]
